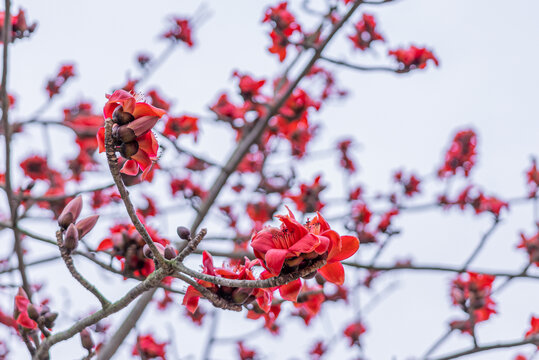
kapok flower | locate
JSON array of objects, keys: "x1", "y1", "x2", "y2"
[
  {"x1": 525, "y1": 316, "x2": 539, "y2": 339},
  {"x1": 97, "y1": 90, "x2": 166, "y2": 180},
  {"x1": 305, "y1": 213, "x2": 359, "y2": 285},
  {"x1": 250, "y1": 209, "x2": 329, "y2": 276},
  {"x1": 132, "y1": 334, "x2": 167, "y2": 359},
  {"x1": 182, "y1": 252, "x2": 270, "y2": 314}
]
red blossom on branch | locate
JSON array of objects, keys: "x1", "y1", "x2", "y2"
[
  {"x1": 132, "y1": 334, "x2": 167, "y2": 359},
  {"x1": 389, "y1": 45, "x2": 439, "y2": 71},
  {"x1": 97, "y1": 89, "x2": 166, "y2": 180},
  {"x1": 348, "y1": 13, "x2": 384, "y2": 50},
  {"x1": 438, "y1": 129, "x2": 477, "y2": 178}
]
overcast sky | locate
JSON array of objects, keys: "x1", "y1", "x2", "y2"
[{"x1": 2, "y1": 0, "x2": 539, "y2": 359}]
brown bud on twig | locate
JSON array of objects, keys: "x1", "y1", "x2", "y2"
[
  {"x1": 120, "y1": 141, "x2": 139, "y2": 159},
  {"x1": 43, "y1": 312, "x2": 58, "y2": 328},
  {"x1": 127, "y1": 115, "x2": 159, "y2": 137},
  {"x1": 27, "y1": 304, "x2": 40, "y2": 321},
  {"x1": 80, "y1": 328, "x2": 94, "y2": 352},
  {"x1": 112, "y1": 105, "x2": 134, "y2": 125},
  {"x1": 176, "y1": 226, "x2": 191, "y2": 240},
  {"x1": 64, "y1": 224, "x2": 79, "y2": 252},
  {"x1": 58, "y1": 195, "x2": 83, "y2": 229},
  {"x1": 114, "y1": 125, "x2": 137, "y2": 143},
  {"x1": 143, "y1": 243, "x2": 165, "y2": 259},
  {"x1": 231, "y1": 287, "x2": 254, "y2": 304},
  {"x1": 164, "y1": 245, "x2": 177, "y2": 260},
  {"x1": 75, "y1": 214, "x2": 99, "y2": 239}
]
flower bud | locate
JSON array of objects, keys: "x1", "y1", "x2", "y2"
[
  {"x1": 58, "y1": 195, "x2": 83, "y2": 229},
  {"x1": 120, "y1": 141, "x2": 139, "y2": 159},
  {"x1": 114, "y1": 125, "x2": 137, "y2": 143},
  {"x1": 80, "y1": 328, "x2": 94, "y2": 351},
  {"x1": 27, "y1": 304, "x2": 40, "y2": 321},
  {"x1": 176, "y1": 226, "x2": 191, "y2": 240},
  {"x1": 64, "y1": 223, "x2": 79, "y2": 253},
  {"x1": 127, "y1": 115, "x2": 159, "y2": 137},
  {"x1": 231, "y1": 287, "x2": 254, "y2": 304},
  {"x1": 75, "y1": 214, "x2": 99, "y2": 239},
  {"x1": 164, "y1": 245, "x2": 177, "y2": 260},
  {"x1": 112, "y1": 105, "x2": 134, "y2": 125},
  {"x1": 143, "y1": 243, "x2": 165, "y2": 259},
  {"x1": 43, "y1": 312, "x2": 58, "y2": 328}
]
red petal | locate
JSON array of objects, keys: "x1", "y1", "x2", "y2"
[
  {"x1": 182, "y1": 286, "x2": 201, "y2": 314},
  {"x1": 14, "y1": 295, "x2": 29, "y2": 313},
  {"x1": 97, "y1": 127, "x2": 106, "y2": 153},
  {"x1": 330, "y1": 235, "x2": 359, "y2": 262},
  {"x1": 120, "y1": 159, "x2": 140, "y2": 176},
  {"x1": 265, "y1": 248, "x2": 289, "y2": 275},
  {"x1": 17, "y1": 312, "x2": 37, "y2": 329},
  {"x1": 133, "y1": 102, "x2": 167, "y2": 118},
  {"x1": 251, "y1": 228, "x2": 280, "y2": 253},
  {"x1": 202, "y1": 251, "x2": 215, "y2": 276},
  {"x1": 288, "y1": 233, "x2": 321, "y2": 254},
  {"x1": 96, "y1": 238, "x2": 113, "y2": 251},
  {"x1": 278, "y1": 279, "x2": 302, "y2": 302},
  {"x1": 318, "y1": 261, "x2": 345, "y2": 285}
]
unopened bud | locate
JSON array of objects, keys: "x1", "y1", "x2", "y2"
[
  {"x1": 231, "y1": 287, "x2": 254, "y2": 304},
  {"x1": 43, "y1": 312, "x2": 58, "y2": 328},
  {"x1": 164, "y1": 246, "x2": 177, "y2": 260},
  {"x1": 27, "y1": 304, "x2": 40, "y2": 321},
  {"x1": 64, "y1": 224, "x2": 79, "y2": 253},
  {"x1": 112, "y1": 105, "x2": 134, "y2": 125},
  {"x1": 75, "y1": 215, "x2": 99, "y2": 239},
  {"x1": 80, "y1": 328, "x2": 94, "y2": 351},
  {"x1": 143, "y1": 243, "x2": 165, "y2": 259},
  {"x1": 114, "y1": 125, "x2": 137, "y2": 143},
  {"x1": 127, "y1": 115, "x2": 159, "y2": 137},
  {"x1": 301, "y1": 271, "x2": 317, "y2": 280},
  {"x1": 315, "y1": 273, "x2": 326, "y2": 286},
  {"x1": 58, "y1": 195, "x2": 83, "y2": 229},
  {"x1": 176, "y1": 226, "x2": 191, "y2": 240},
  {"x1": 120, "y1": 141, "x2": 139, "y2": 159}
]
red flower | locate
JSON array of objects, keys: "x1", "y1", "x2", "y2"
[
  {"x1": 0, "y1": 9, "x2": 37, "y2": 43},
  {"x1": 182, "y1": 252, "x2": 268, "y2": 314},
  {"x1": 389, "y1": 45, "x2": 439, "y2": 71},
  {"x1": 14, "y1": 288, "x2": 37, "y2": 330},
  {"x1": 526, "y1": 158, "x2": 539, "y2": 197},
  {"x1": 348, "y1": 14, "x2": 384, "y2": 50},
  {"x1": 309, "y1": 341, "x2": 327, "y2": 359},
  {"x1": 233, "y1": 71, "x2": 266, "y2": 101},
  {"x1": 170, "y1": 176, "x2": 208, "y2": 201},
  {"x1": 450, "y1": 272, "x2": 496, "y2": 333},
  {"x1": 286, "y1": 175, "x2": 326, "y2": 213},
  {"x1": 97, "y1": 90, "x2": 166, "y2": 180},
  {"x1": 438, "y1": 129, "x2": 477, "y2": 178},
  {"x1": 147, "y1": 89, "x2": 171, "y2": 112},
  {"x1": 251, "y1": 209, "x2": 329, "y2": 275},
  {"x1": 517, "y1": 230, "x2": 539, "y2": 266},
  {"x1": 237, "y1": 341, "x2": 257, "y2": 360},
  {"x1": 20, "y1": 155, "x2": 49, "y2": 180},
  {"x1": 262, "y1": 2, "x2": 302, "y2": 62},
  {"x1": 306, "y1": 213, "x2": 360, "y2": 285},
  {"x1": 132, "y1": 334, "x2": 167, "y2": 359},
  {"x1": 46, "y1": 64, "x2": 75, "y2": 98},
  {"x1": 163, "y1": 115, "x2": 199, "y2": 140},
  {"x1": 394, "y1": 170, "x2": 421, "y2": 197},
  {"x1": 292, "y1": 285, "x2": 325, "y2": 325},
  {"x1": 525, "y1": 316, "x2": 539, "y2": 338},
  {"x1": 343, "y1": 321, "x2": 366, "y2": 347},
  {"x1": 337, "y1": 139, "x2": 356, "y2": 173},
  {"x1": 162, "y1": 17, "x2": 194, "y2": 47}
]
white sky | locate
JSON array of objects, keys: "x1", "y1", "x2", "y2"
[{"x1": 2, "y1": 0, "x2": 539, "y2": 359}]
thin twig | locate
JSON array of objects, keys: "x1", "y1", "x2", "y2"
[
  {"x1": 56, "y1": 230, "x2": 111, "y2": 308},
  {"x1": 103, "y1": 118, "x2": 167, "y2": 267}
]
